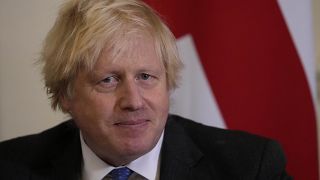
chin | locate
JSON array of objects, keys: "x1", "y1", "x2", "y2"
[{"x1": 121, "y1": 138, "x2": 156, "y2": 156}]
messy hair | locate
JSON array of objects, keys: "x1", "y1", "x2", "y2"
[{"x1": 40, "y1": 0, "x2": 183, "y2": 112}]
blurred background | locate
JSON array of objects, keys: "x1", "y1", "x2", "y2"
[
  {"x1": 1, "y1": 0, "x2": 320, "y2": 179},
  {"x1": 0, "y1": 0, "x2": 66, "y2": 140}
]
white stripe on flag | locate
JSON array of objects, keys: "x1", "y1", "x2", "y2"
[
  {"x1": 277, "y1": 0, "x2": 317, "y2": 102},
  {"x1": 170, "y1": 34, "x2": 226, "y2": 128}
]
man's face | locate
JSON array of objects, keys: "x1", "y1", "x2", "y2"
[{"x1": 62, "y1": 33, "x2": 169, "y2": 166}]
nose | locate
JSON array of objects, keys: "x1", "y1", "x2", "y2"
[{"x1": 118, "y1": 80, "x2": 144, "y2": 111}]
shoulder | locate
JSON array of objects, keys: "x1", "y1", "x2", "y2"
[
  {"x1": 166, "y1": 114, "x2": 291, "y2": 179},
  {"x1": 0, "y1": 120, "x2": 79, "y2": 166},
  {"x1": 167, "y1": 114, "x2": 272, "y2": 149}
]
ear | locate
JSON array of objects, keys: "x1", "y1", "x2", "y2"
[{"x1": 60, "y1": 95, "x2": 72, "y2": 112}]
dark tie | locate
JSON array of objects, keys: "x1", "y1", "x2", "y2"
[{"x1": 108, "y1": 167, "x2": 133, "y2": 180}]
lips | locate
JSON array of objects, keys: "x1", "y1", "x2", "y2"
[{"x1": 114, "y1": 119, "x2": 150, "y2": 127}]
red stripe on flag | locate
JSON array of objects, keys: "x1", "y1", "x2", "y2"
[{"x1": 145, "y1": 0, "x2": 319, "y2": 179}]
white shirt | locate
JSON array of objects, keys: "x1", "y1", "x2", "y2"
[{"x1": 80, "y1": 132, "x2": 163, "y2": 180}]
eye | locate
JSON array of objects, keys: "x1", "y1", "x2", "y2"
[
  {"x1": 98, "y1": 75, "x2": 120, "y2": 90},
  {"x1": 138, "y1": 73, "x2": 152, "y2": 81},
  {"x1": 102, "y1": 76, "x2": 119, "y2": 84},
  {"x1": 136, "y1": 72, "x2": 158, "y2": 88}
]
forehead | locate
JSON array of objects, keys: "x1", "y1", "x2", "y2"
[
  {"x1": 93, "y1": 32, "x2": 164, "y2": 73},
  {"x1": 108, "y1": 30, "x2": 156, "y2": 58}
]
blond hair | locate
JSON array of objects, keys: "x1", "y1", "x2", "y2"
[{"x1": 40, "y1": 0, "x2": 183, "y2": 112}]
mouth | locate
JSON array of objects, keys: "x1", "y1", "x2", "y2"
[{"x1": 114, "y1": 119, "x2": 150, "y2": 128}]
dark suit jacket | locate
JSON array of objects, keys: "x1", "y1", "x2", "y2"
[{"x1": 0, "y1": 114, "x2": 292, "y2": 180}]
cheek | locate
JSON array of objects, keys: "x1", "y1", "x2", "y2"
[
  {"x1": 71, "y1": 93, "x2": 115, "y2": 123},
  {"x1": 144, "y1": 88, "x2": 169, "y2": 112}
]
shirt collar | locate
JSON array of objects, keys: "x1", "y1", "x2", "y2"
[{"x1": 80, "y1": 132, "x2": 164, "y2": 180}]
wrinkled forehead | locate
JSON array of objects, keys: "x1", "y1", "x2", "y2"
[{"x1": 101, "y1": 28, "x2": 163, "y2": 65}]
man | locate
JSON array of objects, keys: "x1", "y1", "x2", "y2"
[{"x1": 0, "y1": 0, "x2": 291, "y2": 179}]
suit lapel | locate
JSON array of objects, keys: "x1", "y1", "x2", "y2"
[
  {"x1": 159, "y1": 116, "x2": 203, "y2": 180},
  {"x1": 27, "y1": 121, "x2": 82, "y2": 180},
  {"x1": 50, "y1": 128, "x2": 82, "y2": 180}
]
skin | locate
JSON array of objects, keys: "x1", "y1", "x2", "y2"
[{"x1": 61, "y1": 33, "x2": 169, "y2": 166}]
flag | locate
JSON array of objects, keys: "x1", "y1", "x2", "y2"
[{"x1": 144, "y1": 0, "x2": 319, "y2": 179}]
